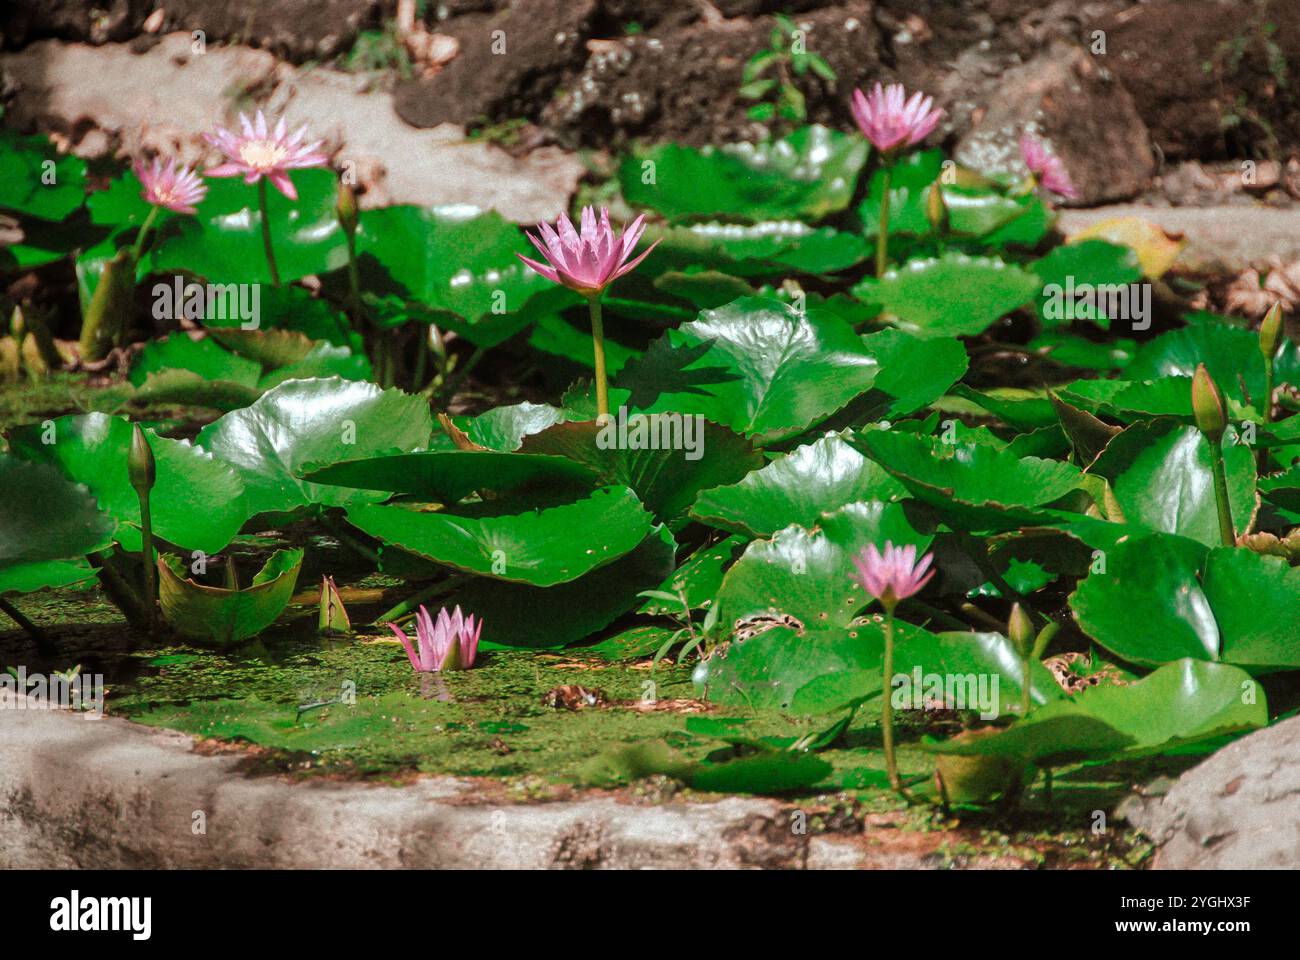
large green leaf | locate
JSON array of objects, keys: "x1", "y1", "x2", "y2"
[
  {"x1": 148, "y1": 168, "x2": 344, "y2": 284},
  {"x1": 157, "y1": 548, "x2": 303, "y2": 647},
  {"x1": 7, "y1": 414, "x2": 245, "y2": 553},
  {"x1": 620, "y1": 125, "x2": 868, "y2": 222},
  {"x1": 853, "y1": 429, "x2": 1082, "y2": 532},
  {"x1": 0, "y1": 131, "x2": 87, "y2": 221},
  {"x1": 1090, "y1": 420, "x2": 1257, "y2": 546},
  {"x1": 1125, "y1": 314, "x2": 1295, "y2": 405},
  {"x1": 697, "y1": 619, "x2": 1061, "y2": 713},
  {"x1": 1030, "y1": 240, "x2": 1142, "y2": 329},
  {"x1": 692, "y1": 431, "x2": 905, "y2": 538},
  {"x1": 517, "y1": 416, "x2": 763, "y2": 525},
  {"x1": 456, "y1": 402, "x2": 569, "y2": 452},
  {"x1": 852, "y1": 251, "x2": 1040, "y2": 338},
  {"x1": 351, "y1": 205, "x2": 567, "y2": 347},
  {"x1": 196, "y1": 377, "x2": 432, "y2": 519},
  {"x1": 925, "y1": 659, "x2": 1266, "y2": 766},
  {"x1": 444, "y1": 525, "x2": 677, "y2": 648},
  {"x1": 615, "y1": 296, "x2": 879, "y2": 442},
  {"x1": 304, "y1": 449, "x2": 599, "y2": 504},
  {"x1": 1070, "y1": 533, "x2": 1300, "y2": 671},
  {"x1": 0, "y1": 455, "x2": 113, "y2": 571},
  {"x1": 712, "y1": 501, "x2": 931, "y2": 634},
  {"x1": 344, "y1": 486, "x2": 654, "y2": 586},
  {"x1": 647, "y1": 221, "x2": 869, "y2": 276},
  {"x1": 129, "y1": 334, "x2": 263, "y2": 389},
  {"x1": 860, "y1": 327, "x2": 969, "y2": 418}
]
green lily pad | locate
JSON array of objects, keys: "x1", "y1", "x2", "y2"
[
  {"x1": 1070, "y1": 533, "x2": 1300, "y2": 671},
  {"x1": 925, "y1": 659, "x2": 1267, "y2": 767},
  {"x1": 444, "y1": 525, "x2": 677, "y2": 649},
  {"x1": 853, "y1": 429, "x2": 1082, "y2": 532},
  {"x1": 697, "y1": 618, "x2": 1061, "y2": 713},
  {"x1": 0, "y1": 455, "x2": 113, "y2": 574},
  {"x1": 351, "y1": 205, "x2": 568, "y2": 347},
  {"x1": 517, "y1": 416, "x2": 763, "y2": 525},
  {"x1": 637, "y1": 534, "x2": 747, "y2": 615},
  {"x1": 692, "y1": 431, "x2": 906, "y2": 538},
  {"x1": 648, "y1": 221, "x2": 869, "y2": 276},
  {"x1": 0, "y1": 131, "x2": 87, "y2": 221},
  {"x1": 6, "y1": 414, "x2": 246, "y2": 553},
  {"x1": 712, "y1": 501, "x2": 931, "y2": 634},
  {"x1": 620, "y1": 125, "x2": 868, "y2": 222},
  {"x1": 148, "y1": 168, "x2": 344, "y2": 284},
  {"x1": 615, "y1": 296, "x2": 879, "y2": 442},
  {"x1": 852, "y1": 251, "x2": 1040, "y2": 338},
  {"x1": 157, "y1": 548, "x2": 303, "y2": 647},
  {"x1": 196, "y1": 377, "x2": 433, "y2": 519},
  {"x1": 344, "y1": 486, "x2": 654, "y2": 586},
  {"x1": 1030, "y1": 240, "x2": 1143, "y2": 329},
  {"x1": 304, "y1": 449, "x2": 599, "y2": 504},
  {"x1": 130, "y1": 334, "x2": 263, "y2": 389},
  {"x1": 455, "y1": 402, "x2": 569, "y2": 452},
  {"x1": 1090, "y1": 419, "x2": 1257, "y2": 546}
]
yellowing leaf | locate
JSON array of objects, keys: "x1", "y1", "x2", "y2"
[{"x1": 1067, "y1": 217, "x2": 1185, "y2": 279}]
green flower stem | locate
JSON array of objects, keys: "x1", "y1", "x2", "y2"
[
  {"x1": 257, "y1": 178, "x2": 281, "y2": 288},
  {"x1": 1206, "y1": 436, "x2": 1236, "y2": 546},
  {"x1": 1263, "y1": 355, "x2": 1275, "y2": 425},
  {"x1": 881, "y1": 604, "x2": 905, "y2": 796},
  {"x1": 137, "y1": 488, "x2": 157, "y2": 636},
  {"x1": 130, "y1": 205, "x2": 160, "y2": 261},
  {"x1": 875, "y1": 165, "x2": 892, "y2": 277},
  {"x1": 588, "y1": 294, "x2": 610, "y2": 420}
]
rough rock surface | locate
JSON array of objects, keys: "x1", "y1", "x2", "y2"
[
  {"x1": 0, "y1": 33, "x2": 582, "y2": 222},
  {"x1": 394, "y1": 0, "x2": 599, "y2": 130},
  {"x1": 0, "y1": 691, "x2": 1050, "y2": 869},
  {"x1": 1097, "y1": 0, "x2": 1300, "y2": 161},
  {"x1": 1122, "y1": 714, "x2": 1300, "y2": 869},
  {"x1": 4, "y1": 0, "x2": 384, "y2": 62},
  {"x1": 955, "y1": 44, "x2": 1156, "y2": 206}
]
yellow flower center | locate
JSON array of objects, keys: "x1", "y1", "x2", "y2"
[{"x1": 238, "y1": 139, "x2": 288, "y2": 172}]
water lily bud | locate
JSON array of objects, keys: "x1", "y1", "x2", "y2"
[
  {"x1": 925, "y1": 181, "x2": 947, "y2": 232},
  {"x1": 127, "y1": 423, "x2": 156, "y2": 493},
  {"x1": 1191, "y1": 363, "x2": 1227, "y2": 441},
  {"x1": 336, "y1": 178, "x2": 359, "y2": 238},
  {"x1": 318, "y1": 575, "x2": 351, "y2": 635},
  {"x1": 1260, "y1": 302, "x2": 1284, "y2": 359},
  {"x1": 1007, "y1": 602, "x2": 1034, "y2": 658}
]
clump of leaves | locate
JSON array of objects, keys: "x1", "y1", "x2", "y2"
[{"x1": 739, "y1": 14, "x2": 837, "y2": 131}]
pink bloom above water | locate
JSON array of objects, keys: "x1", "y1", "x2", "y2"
[
  {"x1": 517, "y1": 206, "x2": 659, "y2": 296},
  {"x1": 390, "y1": 605, "x2": 481, "y2": 673},
  {"x1": 203, "y1": 110, "x2": 328, "y2": 200},
  {"x1": 851, "y1": 541, "x2": 935, "y2": 609},
  {"x1": 851, "y1": 82, "x2": 944, "y2": 154},
  {"x1": 1019, "y1": 134, "x2": 1080, "y2": 200},
  {"x1": 134, "y1": 157, "x2": 207, "y2": 215}
]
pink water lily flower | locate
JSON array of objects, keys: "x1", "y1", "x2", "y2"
[
  {"x1": 1019, "y1": 134, "x2": 1080, "y2": 200},
  {"x1": 851, "y1": 541, "x2": 935, "y2": 610},
  {"x1": 389, "y1": 604, "x2": 481, "y2": 673},
  {"x1": 134, "y1": 157, "x2": 207, "y2": 215},
  {"x1": 851, "y1": 82, "x2": 944, "y2": 154},
  {"x1": 203, "y1": 110, "x2": 328, "y2": 200},
  {"x1": 517, "y1": 206, "x2": 660, "y2": 297}
]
